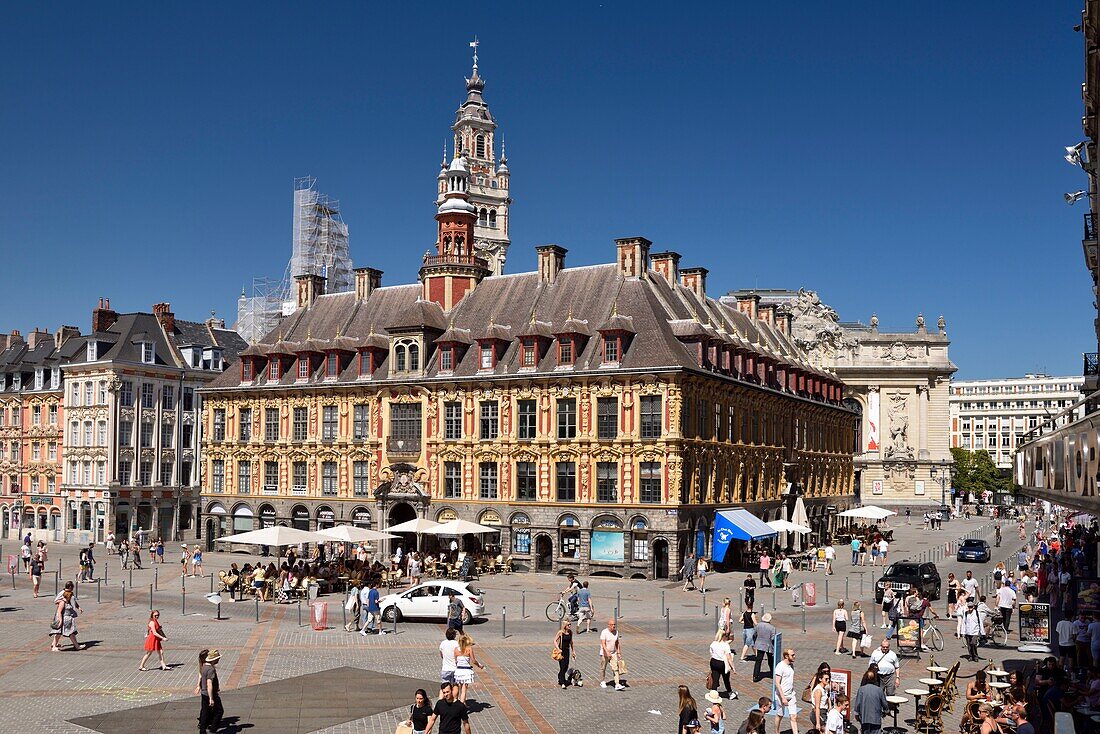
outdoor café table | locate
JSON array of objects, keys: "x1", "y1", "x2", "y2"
[
  {"x1": 926, "y1": 666, "x2": 949, "y2": 678},
  {"x1": 885, "y1": 695, "x2": 909, "y2": 734},
  {"x1": 989, "y1": 681, "x2": 1011, "y2": 701},
  {"x1": 918, "y1": 678, "x2": 944, "y2": 689},
  {"x1": 986, "y1": 668, "x2": 1009, "y2": 677},
  {"x1": 905, "y1": 688, "x2": 930, "y2": 723}
]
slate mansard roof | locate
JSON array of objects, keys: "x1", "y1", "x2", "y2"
[
  {"x1": 208, "y1": 259, "x2": 836, "y2": 390},
  {"x1": 78, "y1": 313, "x2": 246, "y2": 371}
]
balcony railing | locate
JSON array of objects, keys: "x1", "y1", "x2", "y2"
[
  {"x1": 1086, "y1": 352, "x2": 1099, "y2": 377},
  {"x1": 387, "y1": 436, "x2": 422, "y2": 456},
  {"x1": 422, "y1": 253, "x2": 489, "y2": 269}
]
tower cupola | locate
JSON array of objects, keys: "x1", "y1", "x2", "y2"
[{"x1": 421, "y1": 151, "x2": 489, "y2": 311}]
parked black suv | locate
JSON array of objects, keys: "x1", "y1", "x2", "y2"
[{"x1": 875, "y1": 561, "x2": 942, "y2": 603}]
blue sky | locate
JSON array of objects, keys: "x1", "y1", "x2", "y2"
[{"x1": 0, "y1": 2, "x2": 1090, "y2": 379}]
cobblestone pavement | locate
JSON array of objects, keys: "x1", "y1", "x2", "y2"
[{"x1": 0, "y1": 514, "x2": 1039, "y2": 734}]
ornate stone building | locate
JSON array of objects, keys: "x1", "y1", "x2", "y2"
[
  {"x1": 725, "y1": 290, "x2": 956, "y2": 508},
  {"x1": 0, "y1": 328, "x2": 81, "y2": 541},
  {"x1": 59, "y1": 300, "x2": 244, "y2": 544},
  {"x1": 200, "y1": 101, "x2": 856, "y2": 577}
]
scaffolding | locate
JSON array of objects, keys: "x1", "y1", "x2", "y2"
[{"x1": 234, "y1": 177, "x2": 356, "y2": 342}]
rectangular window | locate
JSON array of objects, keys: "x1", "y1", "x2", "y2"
[
  {"x1": 479, "y1": 462, "x2": 498, "y2": 499},
  {"x1": 264, "y1": 408, "x2": 279, "y2": 441},
  {"x1": 322, "y1": 405, "x2": 338, "y2": 441},
  {"x1": 139, "y1": 461, "x2": 153, "y2": 485},
  {"x1": 521, "y1": 339, "x2": 536, "y2": 367},
  {"x1": 556, "y1": 461, "x2": 576, "y2": 501},
  {"x1": 354, "y1": 404, "x2": 371, "y2": 440},
  {"x1": 237, "y1": 461, "x2": 252, "y2": 493},
  {"x1": 268, "y1": 357, "x2": 280, "y2": 380},
  {"x1": 321, "y1": 461, "x2": 337, "y2": 495},
  {"x1": 31, "y1": 442, "x2": 40, "y2": 461},
  {"x1": 512, "y1": 529, "x2": 531, "y2": 554},
  {"x1": 181, "y1": 423, "x2": 193, "y2": 449},
  {"x1": 83, "y1": 421, "x2": 93, "y2": 446},
  {"x1": 182, "y1": 387, "x2": 195, "y2": 412},
  {"x1": 141, "y1": 383, "x2": 154, "y2": 409},
  {"x1": 559, "y1": 338, "x2": 574, "y2": 365},
  {"x1": 85, "y1": 382, "x2": 93, "y2": 405},
  {"x1": 516, "y1": 461, "x2": 537, "y2": 501},
  {"x1": 161, "y1": 386, "x2": 175, "y2": 410},
  {"x1": 298, "y1": 358, "x2": 310, "y2": 379},
  {"x1": 293, "y1": 407, "x2": 308, "y2": 441},
  {"x1": 444, "y1": 461, "x2": 462, "y2": 498},
  {"x1": 49, "y1": 405, "x2": 57, "y2": 424},
  {"x1": 480, "y1": 345, "x2": 494, "y2": 370},
  {"x1": 353, "y1": 461, "x2": 370, "y2": 496},
  {"x1": 142, "y1": 342, "x2": 155, "y2": 363},
  {"x1": 48, "y1": 442, "x2": 57, "y2": 461},
  {"x1": 212, "y1": 460, "x2": 225, "y2": 492},
  {"x1": 160, "y1": 462, "x2": 173, "y2": 487},
  {"x1": 140, "y1": 422, "x2": 153, "y2": 448},
  {"x1": 292, "y1": 461, "x2": 307, "y2": 492},
  {"x1": 120, "y1": 380, "x2": 134, "y2": 407},
  {"x1": 119, "y1": 461, "x2": 132, "y2": 485},
  {"x1": 633, "y1": 536, "x2": 650, "y2": 562},
  {"x1": 596, "y1": 462, "x2": 618, "y2": 502},
  {"x1": 70, "y1": 383, "x2": 80, "y2": 406},
  {"x1": 264, "y1": 461, "x2": 279, "y2": 491},
  {"x1": 640, "y1": 395, "x2": 661, "y2": 439},
  {"x1": 603, "y1": 336, "x2": 619, "y2": 363},
  {"x1": 517, "y1": 399, "x2": 536, "y2": 440},
  {"x1": 557, "y1": 399, "x2": 576, "y2": 439},
  {"x1": 479, "y1": 401, "x2": 499, "y2": 440},
  {"x1": 160, "y1": 423, "x2": 173, "y2": 448},
  {"x1": 597, "y1": 397, "x2": 618, "y2": 440},
  {"x1": 32, "y1": 405, "x2": 41, "y2": 425},
  {"x1": 213, "y1": 409, "x2": 226, "y2": 441},
  {"x1": 239, "y1": 408, "x2": 252, "y2": 441},
  {"x1": 639, "y1": 461, "x2": 662, "y2": 503},
  {"x1": 440, "y1": 348, "x2": 454, "y2": 372},
  {"x1": 389, "y1": 403, "x2": 421, "y2": 449},
  {"x1": 326, "y1": 353, "x2": 339, "y2": 378},
  {"x1": 444, "y1": 402, "x2": 463, "y2": 440}
]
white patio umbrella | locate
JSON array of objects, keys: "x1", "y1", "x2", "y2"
[
  {"x1": 426, "y1": 519, "x2": 502, "y2": 536},
  {"x1": 387, "y1": 518, "x2": 442, "y2": 534},
  {"x1": 220, "y1": 526, "x2": 327, "y2": 547},
  {"x1": 790, "y1": 496, "x2": 811, "y2": 552},
  {"x1": 767, "y1": 519, "x2": 812, "y2": 534},
  {"x1": 315, "y1": 525, "x2": 397, "y2": 543},
  {"x1": 837, "y1": 505, "x2": 897, "y2": 521}
]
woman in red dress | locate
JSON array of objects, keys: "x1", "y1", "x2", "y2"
[{"x1": 139, "y1": 609, "x2": 168, "y2": 671}]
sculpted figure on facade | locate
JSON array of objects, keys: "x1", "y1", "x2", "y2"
[
  {"x1": 782, "y1": 289, "x2": 858, "y2": 364},
  {"x1": 884, "y1": 392, "x2": 914, "y2": 460}
]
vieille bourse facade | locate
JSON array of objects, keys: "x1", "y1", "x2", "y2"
[{"x1": 199, "y1": 237, "x2": 857, "y2": 579}]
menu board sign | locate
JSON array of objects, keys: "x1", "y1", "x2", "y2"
[
  {"x1": 1017, "y1": 602, "x2": 1051, "y2": 644},
  {"x1": 1075, "y1": 579, "x2": 1100, "y2": 614},
  {"x1": 895, "y1": 617, "x2": 922, "y2": 653}
]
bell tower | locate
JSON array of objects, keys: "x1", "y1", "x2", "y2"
[
  {"x1": 421, "y1": 154, "x2": 490, "y2": 311},
  {"x1": 436, "y1": 39, "x2": 511, "y2": 276}
]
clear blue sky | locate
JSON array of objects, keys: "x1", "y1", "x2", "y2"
[{"x1": 0, "y1": 2, "x2": 1090, "y2": 379}]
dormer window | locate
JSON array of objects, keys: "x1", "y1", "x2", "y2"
[
  {"x1": 520, "y1": 339, "x2": 537, "y2": 368},
  {"x1": 358, "y1": 349, "x2": 382, "y2": 378},
  {"x1": 559, "y1": 338, "x2": 574, "y2": 366},
  {"x1": 185, "y1": 346, "x2": 202, "y2": 368},
  {"x1": 12, "y1": 373, "x2": 21, "y2": 391},
  {"x1": 50, "y1": 368, "x2": 60, "y2": 389},
  {"x1": 392, "y1": 338, "x2": 421, "y2": 374},
  {"x1": 86, "y1": 341, "x2": 97, "y2": 361},
  {"x1": 440, "y1": 347, "x2": 454, "y2": 372},
  {"x1": 268, "y1": 358, "x2": 281, "y2": 381},
  {"x1": 602, "y1": 336, "x2": 620, "y2": 364},
  {"x1": 479, "y1": 344, "x2": 494, "y2": 370},
  {"x1": 141, "y1": 342, "x2": 155, "y2": 364},
  {"x1": 298, "y1": 357, "x2": 310, "y2": 380},
  {"x1": 325, "y1": 353, "x2": 339, "y2": 378},
  {"x1": 34, "y1": 368, "x2": 44, "y2": 390},
  {"x1": 203, "y1": 347, "x2": 223, "y2": 371},
  {"x1": 241, "y1": 360, "x2": 254, "y2": 382}
]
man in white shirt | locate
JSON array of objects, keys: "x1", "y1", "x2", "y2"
[
  {"x1": 1056, "y1": 616, "x2": 1076, "y2": 668},
  {"x1": 599, "y1": 618, "x2": 625, "y2": 690},
  {"x1": 869, "y1": 639, "x2": 900, "y2": 696},
  {"x1": 773, "y1": 648, "x2": 798, "y2": 734},
  {"x1": 823, "y1": 545, "x2": 835, "y2": 575},
  {"x1": 961, "y1": 570, "x2": 980, "y2": 600},
  {"x1": 995, "y1": 580, "x2": 1017, "y2": 632},
  {"x1": 825, "y1": 695, "x2": 848, "y2": 734},
  {"x1": 961, "y1": 601, "x2": 983, "y2": 661},
  {"x1": 439, "y1": 628, "x2": 460, "y2": 684},
  {"x1": 877, "y1": 539, "x2": 889, "y2": 565}
]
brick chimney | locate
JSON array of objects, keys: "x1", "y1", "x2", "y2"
[
  {"x1": 91, "y1": 298, "x2": 119, "y2": 333},
  {"x1": 775, "y1": 311, "x2": 793, "y2": 336},
  {"x1": 8, "y1": 329, "x2": 22, "y2": 345},
  {"x1": 27, "y1": 328, "x2": 46, "y2": 349},
  {"x1": 758, "y1": 304, "x2": 776, "y2": 325},
  {"x1": 650, "y1": 251, "x2": 681, "y2": 286},
  {"x1": 736, "y1": 293, "x2": 760, "y2": 320},
  {"x1": 54, "y1": 326, "x2": 80, "y2": 349},
  {"x1": 152, "y1": 302, "x2": 175, "y2": 333},
  {"x1": 354, "y1": 267, "x2": 383, "y2": 300},
  {"x1": 295, "y1": 273, "x2": 325, "y2": 309},
  {"x1": 680, "y1": 267, "x2": 708, "y2": 300},
  {"x1": 615, "y1": 236, "x2": 651, "y2": 278},
  {"x1": 535, "y1": 245, "x2": 567, "y2": 285}
]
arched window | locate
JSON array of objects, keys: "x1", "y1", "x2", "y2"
[
  {"x1": 408, "y1": 343, "x2": 419, "y2": 370},
  {"x1": 395, "y1": 345, "x2": 406, "y2": 372},
  {"x1": 488, "y1": 210, "x2": 497, "y2": 228},
  {"x1": 442, "y1": 236, "x2": 451, "y2": 253},
  {"x1": 455, "y1": 236, "x2": 464, "y2": 255},
  {"x1": 479, "y1": 208, "x2": 487, "y2": 226},
  {"x1": 476, "y1": 134, "x2": 485, "y2": 157}
]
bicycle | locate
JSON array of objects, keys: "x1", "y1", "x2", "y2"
[
  {"x1": 981, "y1": 616, "x2": 1009, "y2": 647},
  {"x1": 546, "y1": 593, "x2": 578, "y2": 623},
  {"x1": 920, "y1": 619, "x2": 945, "y2": 652}
]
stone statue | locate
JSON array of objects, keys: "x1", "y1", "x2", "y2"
[
  {"x1": 916, "y1": 313, "x2": 925, "y2": 330},
  {"x1": 884, "y1": 392, "x2": 914, "y2": 460},
  {"x1": 785, "y1": 289, "x2": 858, "y2": 364},
  {"x1": 937, "y1": 315, "x2": 946, "y2": 335},
  {"x1": 869, "y1": 313, "x2": 878, "y2": 331}
]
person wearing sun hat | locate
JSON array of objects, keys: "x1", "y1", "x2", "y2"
[
  {"x1": 704, "y1": 689, "x2": 727, "y2": 732},
  {"x1": 198, "y1": 648, "x2": 223, "y2": 734}
]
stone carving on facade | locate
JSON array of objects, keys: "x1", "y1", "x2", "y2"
[
  {"x1": 884, "y1": 392, "x2": 914, "y2": 460},
  {"x1": 883, "y1": 460, "x2": 917, "y2": 480},
  {"x1": 877, "y1": 341, "x2": 922, "y2": 362},
  {"x1": 782, "y1": 289, "x2": 858, "y2": 363}
]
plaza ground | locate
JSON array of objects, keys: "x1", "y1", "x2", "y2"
[{"x1": 0, "y1": 514, "x2": 1037, "y2": 733}]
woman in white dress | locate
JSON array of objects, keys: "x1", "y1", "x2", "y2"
[{"x1": 453, "y1": 633, "x2": 484, "y2": 704}]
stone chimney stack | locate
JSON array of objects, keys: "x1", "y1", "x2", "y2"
[
  {"x1": 354, "y1": 267, "x2": 384, "y2": 300},
  {"x1": 91, "y1": 298, "x2": 119, "y2": 333},
  {"x1": 152, "y1": 302, "x2": 175, "y2": 333},
  {"x1": 295, "y1": 273, "x2": 325, "y2": 309},
  {"x1": 775, "y1": 311, "x2": 794, "y2": 336},
  {"x1": 27, "y1": 328, "x2": 46, "y2": 349},
  {"x1": 614, "y1": 236, "x2": 651, "y2": 278},
  {"x1": 54, "y1": 326, "x2": 80, "y2": 349},
  {"x1": 535, "y1": 245, "x2": 567, "y2": 285},
  {"x1": 680, "y1": 267, "x2": 709, "y2": 300},
  {"x1": 736, "y1": 293, "x2": 760, "y2": 320},
  {"x1": 649, "y1": 251, "x2": 681, "y2": 286},
  {"x1": 758, "y1": 304, "x2": 776, "y2": 325}
]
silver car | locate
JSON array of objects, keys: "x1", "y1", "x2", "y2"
[{"x1": 379, "y1": 580, "x2": 487, "y2": 623}]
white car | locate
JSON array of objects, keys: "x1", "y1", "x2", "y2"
[{"x1": 379, "y1": 580, "x2": 486, "y2": 624}]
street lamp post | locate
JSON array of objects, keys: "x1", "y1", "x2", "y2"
[{"x1": 930, "y1": 460, "x2": 953, "y2": 523}]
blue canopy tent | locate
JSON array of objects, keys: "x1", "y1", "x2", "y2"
[{"x1": 711, "y1": 508, "x2": 778, "y2": 563}]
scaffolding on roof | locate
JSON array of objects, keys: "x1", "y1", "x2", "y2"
[
  {"x1": 235, "y1": 276, "x2": 287, "y2": 344},
  {"x1": 287, "y1": 176, "x2": 353, "y2": 293}
]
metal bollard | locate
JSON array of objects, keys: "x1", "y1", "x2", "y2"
[
  {"x1": 255, "y1": 598, "x2": 260, "y2": 623},
  {"x1": 121, "y1": 581, "x2": 126, "y2": 607},
  {"x1": 182, "y1": 589, "x2": 186, "y2": 615},
  {"x1": 825, "y1": 579, "x2": 829, "y2": 603},
  {"x1": 54, "y1": 571, "x2": 59, "y2": 597},
  {"x1": 772, "y1": 586, "x2": 776, "y2": 609},
  {"x1": 502, "y1": 606, "x2": 507, "y2": 638},
  {"x1": 149, "y1": 584, "x2": 154, "y2": 610},
  {"x1": 342, "y1": 599, "x2": 347, "y2": 630},
  {"x1": 129, "y1": 567, "x2": 133, "y2": 587},
  {"x1": 614, "y1": 606, "x2": 619, "y2": 626},
  {"x1": 665, "y1": 608, "x2": 671, "y2": 639},
  {"x1": 104, "y1": 563, "x2": 108, "y2": 584},
  {"x1": 661, "y1": 590, "x2": 665, "y2": 616},
  {"x1": 802, "y1": 604, "x2": 807, "y2": 632},
  {"x1": 617, "y1": 590, "x2": 621, "y2": 617},
  {"x1": 210, "y1": 575, "x2": 214, "y2": 593},
  {"x1": 154, "y1": 567, "x2": 158, "y2": 591},
  {"x1": 714, "y1": 605, "x2": 719, "y2": 631},
  {"x1": 9, "y1": 570, "x2": 14, "y2": 590},
  {"x1": 522, "y1": 590, "x2": 526, "y2": 619},
  {"x1": 215, "y1": 600, "x2": 222, "y2": 621},
  {"x1": 97, "y1": 579, "x2": 101, "y2": 603},
  {"x1": 845, "y1": 578, "x2": 849, "y2": 600},
  {"x1": 298, "y1": 600, "x2": 302, "y2": 626},
  {"x1": 738, "y1": 588, "x2": 744, "y2": 613}
]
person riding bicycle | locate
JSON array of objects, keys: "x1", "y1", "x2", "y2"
[
  {"x1": 562, "y1": 574, "x2": 581, "y2": 617},
  {"x1": 994, "y1": 525, "x2": 1002, "y2": 547},
  {"x1": 904, "y1": 589, "x2": 940, "y2": 651}
]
